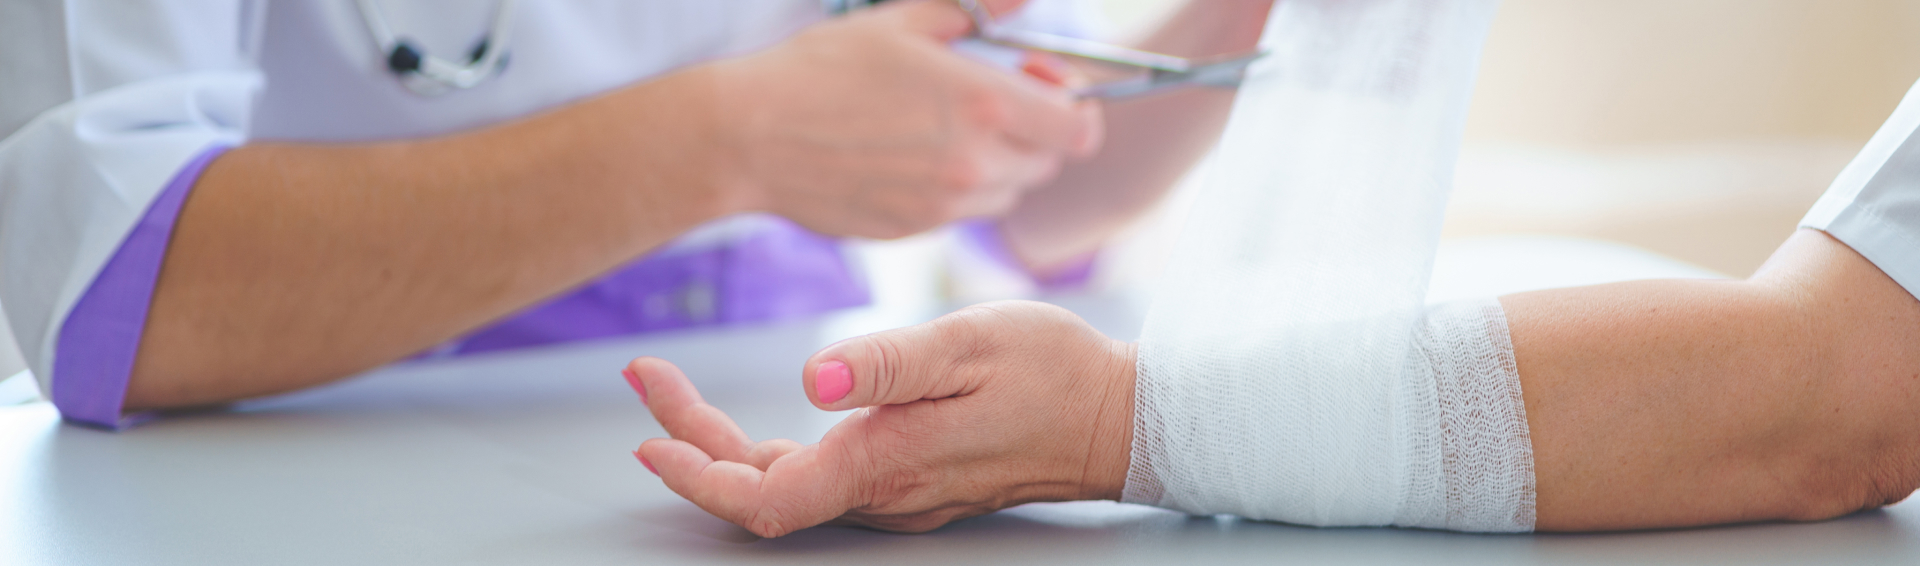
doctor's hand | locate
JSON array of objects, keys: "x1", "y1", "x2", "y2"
[
  {"x1": 705, "y1": 0, "x2": 1104, "y2": 239},
  {"x1": 626, "y1": 301, "x2": 1134, "y2": 537}
]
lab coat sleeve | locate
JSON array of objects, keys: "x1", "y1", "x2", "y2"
[
  {"x1": 0, "y1": 0, "x2": 261, "y2": 428},
  {"x1": 1801, "y1": 77, "x2": 1920, "y2": 302}
]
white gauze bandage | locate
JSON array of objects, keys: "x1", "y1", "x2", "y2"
[{"x1": 1123, "y1": 0, "x2": 1535, "y2": 532}]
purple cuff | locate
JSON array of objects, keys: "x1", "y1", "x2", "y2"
[
  {"x1": 957, "y1": 219, "x2": 1095, "y2": 291},
  {"x1": 53, "y1": 145, "x2": 229, "y2": 430},
  {"x1": 442, "y1": 218, "x2": 870, "y2": 356}
]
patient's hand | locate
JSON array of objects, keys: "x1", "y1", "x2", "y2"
[{"x1": 626, "y1": 301, "x2": 1135, "y2": 537}]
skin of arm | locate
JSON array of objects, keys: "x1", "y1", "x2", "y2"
[
  {"x1": 998, "y1": 0, "x2": 1274, "y2": 272},
  {"x1": 1514, "y1": 228, "x2": 1920, "y2": 530},
  {"x1": 125, "y1": 0, "x2": 1100, "y2": 410},
  {"x1": 630, "y1": 228, "x2": 1920, "y2": 535}
]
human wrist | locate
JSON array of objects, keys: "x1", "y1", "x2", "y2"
[
  {"x1": 1081, "y1": 339, "x2": 1138, "y2": 501},
  {"x1": 574, "y1": 65, "x2": 762, "y2": 223},
  {"x1": 685, "y1": 57, "x2": 772, "y2": 216}
]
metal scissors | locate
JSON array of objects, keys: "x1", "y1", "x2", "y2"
[{"x1": 951, "y1": 0, "x2": 1266, "y2": 100}]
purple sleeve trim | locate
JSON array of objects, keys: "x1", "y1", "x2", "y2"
[
  {"x1": 956, "y1": 219, "x2": 1096, "y2": 291},
  {"x1": 52, "y1": 145, "x2": 230, "y2": 430}
]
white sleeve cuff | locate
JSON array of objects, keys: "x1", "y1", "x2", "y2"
[{"x1": 0, "y1": 71, "x2": 259, "y2": 391}]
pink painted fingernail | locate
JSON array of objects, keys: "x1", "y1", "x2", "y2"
[
  {"x1": 635, "y1": 451, "x2": 658, "y2": 476},
  {"x1": 623, "y1": 368, "x2": 648, "y2": 405},
  {"x1": 815, "y1": 360, "x2": 853, "y2": 404}
]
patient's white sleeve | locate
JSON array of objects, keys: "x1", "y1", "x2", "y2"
[
  {"x1": 1120, "y1": 0, "x2": 1534, "y2": 532},
  {"x1": 1800, "y1": 77, "x2": 1920, "y2": 303}
]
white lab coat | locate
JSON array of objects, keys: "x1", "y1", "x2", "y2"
[
  {"x1": 0, "y1": 0, "x2": 1096, "y2": 396},
  {"x1": 1802, "y1": 78, "x2": 1920, "y2": 302}
]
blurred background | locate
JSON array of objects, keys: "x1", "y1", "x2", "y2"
[
  {"x1": 1098, "y1": 0, "x2": 1920, "y2": 280},
  {"x1": 1447, "y1": 0, "x2": 1920, "y2": 277},
  {"x1": 5, "y1": 0, "x2": 1919, "y2": 394}
]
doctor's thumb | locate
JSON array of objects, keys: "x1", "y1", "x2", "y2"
[{"x1": 802, "y1": 316, "x2": 978, "y2": 411}]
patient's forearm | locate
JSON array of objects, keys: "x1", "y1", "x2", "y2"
[{"x1": 1508, "y1": 230, "x2": 1920, "y2": 530}]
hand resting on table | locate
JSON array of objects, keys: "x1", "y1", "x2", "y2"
[{"x1": 625, "y1": 301, "x2": 1135, "y2": 537}]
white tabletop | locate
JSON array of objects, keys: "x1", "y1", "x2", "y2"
[{"x1": 5, "y1": 240, "x2": 1919, "y2": 565}]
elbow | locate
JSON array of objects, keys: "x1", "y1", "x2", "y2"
[
  {"x1": 1781, "y1": 455, "x2": 1919, "y2": 522},
  {"x1": 1771, "y1": 355, "x2": 1920, "y2": 522},
  {"x1": 1754, "y1": 228, "x2": 1920, "y2": 521},
  {"x1": 1769, "y1": 371, "x2": 1920, "y2": 523},
  {"x1": 1746, "y1": 350, "x2": 1920, "y2": 523},
  {"x1": 1763, "y1": 373, "x2": 1920, "y2": 523}
]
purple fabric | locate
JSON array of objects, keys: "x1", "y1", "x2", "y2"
[
  {"x1": 957, "y1": 219, "x2": 1096, "y2": 291},
  {"x1": 53, "y1": 146, "x2": 230, "y2": 430},
  {"x1": 447, "y1": 219, "x2": 869, "y2": 355}
]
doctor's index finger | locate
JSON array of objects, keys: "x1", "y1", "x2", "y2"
[
  {"x1": 874, "y1": 0, "x2": 1100, "y2": 155},
  {"x1": 973, "y1": 65, "x2": 1104, "y2": 157}
]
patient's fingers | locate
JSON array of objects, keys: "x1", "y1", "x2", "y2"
[
  {"x1": 748, "y1": 443, "x2": 865, "y2": 537},
  {"x1": 627, "y1": 357, "x2": 754, "y2": 462},
  {"x1": 746, "y1": 439, "x2": 803, "y2": 471},
  {"x1": 639, "y1": 438, "x2": 861, "y2": 538},
  {"x1": 804, "y1": 307, "x2": 1012, "y2": 411},
  {"x1": 641, "y1": 438, "x2": 768, "y2": 530}
]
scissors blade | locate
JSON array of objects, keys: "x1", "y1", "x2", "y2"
[
  {"x1": 1075, "y1": 51, "x2": 1267, "y2": 100},
  {"x1": 949, "y1": 0, "x2": 1265, "y2": 100}
]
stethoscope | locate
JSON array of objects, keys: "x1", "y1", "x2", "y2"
[
  {"x1": 356, "y1": 0, "x2": 517, "y2": 97},
  {"x1": 359, "y1": 0, "x2": 1257, "y2": 100},
  {"x1": 357, "y1": 0, "x2": 868, "y2": 97}
]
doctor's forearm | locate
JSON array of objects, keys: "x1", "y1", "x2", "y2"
[
  {"x1": 126, "y1": 69, "x2": 744, "y2": 410},
  {"x1": 1507, "y1": 230, "x2": 1920, "y2": 530},
  {"x1": 1000, "y1": 0, "x2": 1272, "y2": 271}
]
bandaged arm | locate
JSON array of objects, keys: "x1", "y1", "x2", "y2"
[{"x1": 1128, "y1": 229, "x2": 1920, "y2": 532}]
